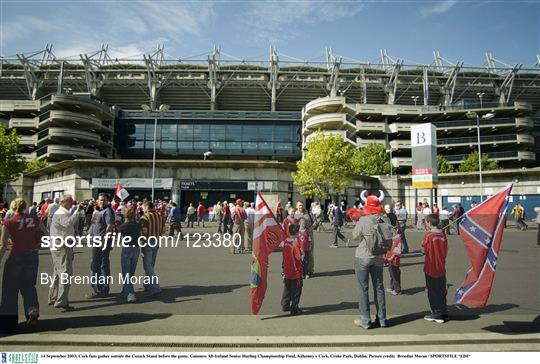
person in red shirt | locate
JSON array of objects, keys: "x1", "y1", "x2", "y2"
[
  {"x1": 0, "y1": 198, "x2": 47, "y2": 332},
  {"x1": 421, "y1": 214, "x2": 449, "y2": 324},
  {"x1": 281, "y1": 220, "x2": 303, "y2": 315},
  {"x1": 297, "y1": 221, "x2": 311, "y2": 279},
  {"x1": 197, "y1": 202, "x2": 206, "y2": 227}
]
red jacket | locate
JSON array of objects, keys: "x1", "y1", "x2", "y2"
[
  {"x1": 282, "y1": 237, "x2": 303, "y2": 279},
  {"x1": 422, "y1": 229, "x2": 448, "y2": 278},
  {"x1": 197, "y1": 205, "x2": 206, "y2": 216}
]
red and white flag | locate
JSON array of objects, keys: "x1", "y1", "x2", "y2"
[
  {"x1": 115, "y1": 183, "x2": 130, "y2": 201},
  {"x1": 250, "y1": 192, "x2": 286, "y2": 315}
]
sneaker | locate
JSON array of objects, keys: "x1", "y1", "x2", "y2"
[
  {"x1": 329, "y1": 244, "x2": 338, "y2": 248},
  {"x1": 26, "y1": 310, "x2": 39, "y2": 325},
  {"x1": 282, "y1": 306, "x2": 291, "y2": 312},
  {"x1": 385, "y1": 288, "x2": 399, "y2": 296},
  {"x1": 373, "y1": 318, "x2": 389, "y2": 328},
  {"x1": 353, "y1": 319, "x2": 372, "y2": 330},
  {"x1": 424, "y1": 314, "x2": 445, "y2": 324},
  {"x1": 304, "y1": 274, "x2": 310, "y2": 279},
  {"x1": 127, "y1": 296, "x2": 138, "y2": 303}
]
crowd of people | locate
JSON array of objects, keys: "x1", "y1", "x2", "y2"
[{"x1": 0, "y1": 192, "x2": 538, "y2": 332}]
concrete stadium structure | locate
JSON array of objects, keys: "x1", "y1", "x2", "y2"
[{"x1": 1, "y1": 46, "x2": 540, "y2": 214}]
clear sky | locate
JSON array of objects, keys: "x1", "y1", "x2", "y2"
[{"x1": 1, "y1": 0, "x2": 539, "y2": 67}]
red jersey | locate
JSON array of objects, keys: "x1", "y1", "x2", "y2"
[
  {"x1": 282, "y1": 216, "x2": 296, "y2": 237},
  {"x1": 282, "y1": 237, "x2": 303, "y2": 279},
  {"x1": 197, "y1": 205, "x2": 206, "y2": 215},
  {"x1": 422, "y1": 229, "x2": 448, "y2": 278},
  {"x1": 298, "y1": 229, "x2": 311, "y2": 252},
  {"x1": 3, "y1": 213, "x2": 43, "y2": 253}
]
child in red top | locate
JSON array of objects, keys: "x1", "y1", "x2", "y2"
[
  {"x1": 297, "y1": 220, "x2": 312, "y2": 279},
  {"x1": 281, "y1": 220, "x2": 303, "y2": 315},
  {"x1": 384, "y1": 234, "x2": 403, "y2": 295},
  {"x1": 421, "y1": 214, "x2": 449, "y2": 324}
]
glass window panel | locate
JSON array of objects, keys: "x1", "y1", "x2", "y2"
[
  {"x1": 161, "y1": 141, "x2": 176, "y2": 150},
  {"x1": 210, "y1": 125, "x2": 226, "y2": 141},
  {"x1": 193, "y1": 124, "x2": 210, "y2": 140},
  {"x1": 134, "y1": 124, "x2": 146, "y2": 138},
  {"x1": 226, "y1": 126, "x2": 242, "y2": 141},
  {"x1": 177, "y1": 125, "x2": 193, "y2": 140},
  {"x1": 178, "y1": 141, "x2": 192, "y2": 149},
  {"x1": 130, "y1": 140, "x2": 145, "y2": 149},
  {"x1": 194, "y1": 140, "x2": 209, "y2": 149},
  {"x1": 243, "y1": 141, "x2": 258, "y2": 150},
  {"x1": 242, "y1": 125, "x2": 259, "y2": 141},
  {"x1": 227, "y1": 141, "x2": 242, "y2": 151},
  {"x1": 160, "y1": 124, "x2": 177, "y2": 140},
  {"x1": 257, "y1": 125, "x2": 273, "y2": 141}
]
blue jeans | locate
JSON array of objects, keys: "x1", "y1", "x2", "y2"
[
  {"x1": 141, "y1": 246, "x2": 160, "y2": 292},
  {"x1": 354, "y1": 257, "x2": 387, "y2": 326},
  {"x1": 90, "y1": 247, "x2": 110, "y2": 295},
  {"x1": 121, "y1": 246, "x2": 140, "y2": 301}
]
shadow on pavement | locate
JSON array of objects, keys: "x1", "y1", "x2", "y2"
[
  {"x1": 0, "y1": 313, "x2": 172, "y2": 336},
  {"x1": 315, "y1": 269, "x2": 355, "y2": 277},
  {"x1": 447, "y1": 303, "x2": 519, "y2": 321},
  {"x1": 155, "y1": 284, "x2": 248, "y2": 304},
  {"x1": 400, "y1": 286, "x2": 425, "y2": 296},
  {"x1": 482, "y1": 315, "x2": 540, "y2": 335}
]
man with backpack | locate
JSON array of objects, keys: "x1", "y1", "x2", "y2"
[{"x1": 351, "y1": 192, "x2": 393, "y2": 329}]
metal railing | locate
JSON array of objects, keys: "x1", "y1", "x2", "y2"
[
  {"x1": 433, "y1": 117, "x2": 521, "y2": 129},
  {"x1": 439, "y1": 134, "x2": 516, "y2": 145}
]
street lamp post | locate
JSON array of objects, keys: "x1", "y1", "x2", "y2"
[
  {"x1": 411, "y1": 95, "x2": 419, "y2": 106},
  {"x1": 477, "y1": 92, "x2": 485, "y2": 108},
  {"x1": 466, "y1": 111, "x2": 495, "y2": 202},
  {"x1": 142, "y1": 103, "x2": 170, "y2": 202}
]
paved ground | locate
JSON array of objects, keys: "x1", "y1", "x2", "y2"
[{"x1": 0, "y1": 224, "x2": 538, "y2": 350}]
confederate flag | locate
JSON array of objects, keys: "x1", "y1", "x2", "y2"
[{"x1": 454, "y1": 184, "x2": 513, "y2": 307}]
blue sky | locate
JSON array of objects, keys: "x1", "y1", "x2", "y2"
[{"x1": 1, "y1": 0, "x2": 538, "y2": 66}]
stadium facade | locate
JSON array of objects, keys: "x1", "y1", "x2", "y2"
[{"x1": 1, "y1": 46, "x2": 539, "y2": 214}]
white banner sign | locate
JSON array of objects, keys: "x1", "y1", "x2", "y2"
[{"x1": 91, "y1": 178, "x2": 173, "y2": 189}]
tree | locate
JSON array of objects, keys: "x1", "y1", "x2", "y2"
[
  {"x1": 0, "y1": 125, "x2": 27, "y2": 185},
  {"x1": 355, "y1": 142, "x2": 393, "y2": 176},
  {"x1": 292, "y1": 132, "x2": 362, "y2": 198},
  {"x1": 458, "y1": 151, "x2": 499, "y2": 172},
  {"x1": 25, "y1": 157, "x2": 48, "y2": 173},
  {"x1": 437, "y1": 155, "x2": 454, "y2": 173}
]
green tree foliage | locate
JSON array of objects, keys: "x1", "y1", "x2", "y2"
[
  {"x1": 293, "y1": 132, "x2": 362, "y2": 198},
  {"x1": 458, "y1": 151, "x2": 499, "y2": 172},
  {"x1": 0, "y1": 125, "x2": 27, "y2": 184},
  {"x1": 355, "y1": 142, "x2": 393, "y2": 176},
  {"x1": 437, "y1": 155, "x2": 454, "y2": 173},
  {"x1": 25, "y1": 157, "x2": 48, "y2": 173}
]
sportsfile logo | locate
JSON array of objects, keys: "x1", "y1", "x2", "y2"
[{"x1": 4, "y1": 353, "x2": 38, "y2": 364}]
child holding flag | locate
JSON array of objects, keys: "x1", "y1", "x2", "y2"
[
  {"x1": 281, "y1": 219, "x2": 304, "y2": 316},
  {"x1": 421, "y1": 214, "x2": 449, "y2": 324}
]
